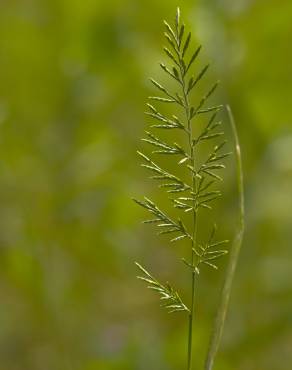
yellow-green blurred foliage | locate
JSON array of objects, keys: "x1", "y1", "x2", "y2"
[{"x1": 0, "y1": 1, "x2": 291, "y2": 370}]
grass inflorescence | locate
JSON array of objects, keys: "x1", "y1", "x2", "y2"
[{"x1": 133, "y1": 8, "x2": 244, "y2": 370}]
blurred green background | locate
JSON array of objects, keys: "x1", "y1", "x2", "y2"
[{"x1": 0, "y1": 0, "x2": 291, "y2": 369}]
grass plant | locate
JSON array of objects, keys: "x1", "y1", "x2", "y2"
[{"x1": 134, "y1": 8, "x2": 244, "y2": 370}]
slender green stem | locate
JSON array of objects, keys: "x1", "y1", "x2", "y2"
[
  {"x1": 204, "y1": 105, "x2": 245, "y2": 370},
  {"x1": 177, "y1": 46, "x2": 198, "y2": 370},
  {"x1": 187, "y1": 270, "x2": 196, "y2": 369},
  {"x1": 187, "y1": 150, "x2": 198, "y2": 370}
]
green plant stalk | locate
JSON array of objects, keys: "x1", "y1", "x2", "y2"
[
  {"x1": 204, "y1": 105, "x2": 245, "y2": 370},
  {"x1": 180, "y1": 54, "x2": 198, "y2": 370}
]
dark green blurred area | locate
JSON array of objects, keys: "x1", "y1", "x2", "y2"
[{"x1": 0, "y1": 0, "x2": 291, "y2": 369}]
